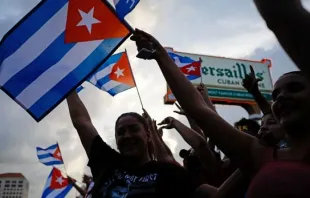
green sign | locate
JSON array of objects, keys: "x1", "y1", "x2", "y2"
[
  {"x1": 164, "y1": 48, "x2": 273, "y2": 104},
  {"x1": 207, "y1": 88, "x2": 272, "y2": 101}
]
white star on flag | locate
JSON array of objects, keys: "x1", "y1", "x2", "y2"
[
  {"x1": 56, "y1": 152, "x2": 61, "y2": 157},
  {"x1": 114, "y1": 67, "x2": 125, "y2": 78},
  {"x1": 56, "y1": 176, "x2": 64, "y2": 185},
  {"x1": 186, "y1": 66, "x2": 196, "y2": 72},
  {"x1": 77, "y1": 7, "x2": 101, "y2": 34}
]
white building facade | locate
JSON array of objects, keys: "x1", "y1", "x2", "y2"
[{"x1": 0, "y1": 173, "x2": 29, "y2": 198}]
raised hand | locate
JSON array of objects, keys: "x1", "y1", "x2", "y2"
[
  {"x1": 142, "y1": 108, "x2": 152, "y2": 122},
  {"x1": 152, "y1": 119, "x2": 160, "y2": 135},
  {"x1": 130, "y1": 29, "x2": 165, "y2": 60},
  {"x1": 196, "y1": 83, "x2": 205, "y2": 94},
  {"x1": 173, "y1": 103, "x2": 186, "y2": 116},
  {"x1": 157, "y1": 126, "x2": 164, "y2": 137},
  {"x1": 142, "y1": 108, "x2": 153, "y2": 129},
  {"x1": 67, "y1": 176, "x2": 76, "y2": 184},
  {"x1": 242, "y1": 65, "x2": 262, "y2": 94},
  {"x1": 158, "y1": 117, "x2": 177, "y2": 130}
]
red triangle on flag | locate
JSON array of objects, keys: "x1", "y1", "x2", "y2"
[
  {"x1": 180, "y1": 61, "x2": 201, "y2": 76},
  {"x1": 52, "y1": 146, "x2": 62, "y2": 161},
  {"x1": 65, "y1": 0, "x2": 130, "y2": 43},
  {"x1": 50, "y1": 168, "x2": 69, "y2": 189},
  {"x1": 109, "y1": 52, "x2": 135, "y2": 87}
]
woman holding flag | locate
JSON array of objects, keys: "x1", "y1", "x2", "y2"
[{"x1": 66, "y1": 91, "x2": 195, "y2": 198}]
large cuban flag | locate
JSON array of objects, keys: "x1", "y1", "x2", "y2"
[{"x1": 0, "y1": 0, "x2": 132, "y2": 121}]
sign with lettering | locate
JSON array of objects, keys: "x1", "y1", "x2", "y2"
[{"x1": 164, "y1": 48, "x2": 273, "y2": 104}]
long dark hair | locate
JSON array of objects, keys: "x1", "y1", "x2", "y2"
[
  {"x1": 90, "y1": 112, "x2": 155, "y2": 198},
  {"x1": 276, "y1": 71, "x2": 310, "y2": 163},
  {"x1": 116, "y1": 112, "x2": 155, "y2": 160}
]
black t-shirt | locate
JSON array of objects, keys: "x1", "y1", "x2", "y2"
[{"x1": 88, "y1": 136, "x2": 195, "y2": 198}]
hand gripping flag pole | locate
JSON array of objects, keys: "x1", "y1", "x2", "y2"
[{"x1": 125, "y1": 49, "x2": 144, "y2": 109}]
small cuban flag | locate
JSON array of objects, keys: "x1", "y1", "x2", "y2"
[
  {"x1": 0, "y1": 0, "x2": 132, "y2": 121},
  {"x1": 36, "y1": 143, "x2": 63, "y2": 166},
  {"x1": 113, "y1": 0, "x2": 140, "y2": 19},
  {"x1": 168, "y1": 52, "x2": 202, "y2": 81},
  {"x1": 41, "y1": 167, "x2": 72, "y2": 198},
  {"x1": 88, "y1": 51, "x2": 136, "y2": 96}
]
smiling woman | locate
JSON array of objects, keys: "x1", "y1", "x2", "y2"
[
  {"x1": 246, "y1": 71, "x2": 310, "y2": 198},
  {"x1": 66, "y1": 91, "x2": 196, "y2": 198},
  {"x1": 114, "y1": 112, "x2": 151, "y2": 161}
]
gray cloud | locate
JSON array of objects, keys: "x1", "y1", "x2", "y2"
[{"x1": 247, "y1": 44, "x2": 298, "y2": 81}]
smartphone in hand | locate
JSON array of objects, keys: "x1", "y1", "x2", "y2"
[{"x1": 136, "y1": 48, "x2": 156, "y2": 60}]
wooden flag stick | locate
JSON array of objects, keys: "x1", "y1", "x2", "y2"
[
  {"x1": 56, "y1": 141, "x2": 68, "y2": 176},
  {"x1": 199, "y1": 57, "x2": 203, "y2": 84},
  {"x1": 125, "y1": 49, "x2": 144, "y2": 109}
]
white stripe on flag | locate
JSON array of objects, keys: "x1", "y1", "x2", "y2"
[
  {"x1": 93, "y1": 63, "x2": 115, "y2": 80},
  {"x1": 113, "y1": 0, "x2": 120, "y2": 6},
  {"x1": 101, "y1": 80, "x2": 122, "y2": 91},
  {"x1": 88, "y1": 63, "x2": 115, "y2": 84},
  {"x1": 39, "y1": 156, "x2": 59, "y2": 163},
  {"x1": 89, "y1": 76, "x2": 97, "y2": 86},
  {"x1": 0, "y1": 3, "x2": 68, "y2": 86},
  {"x1": 37, "y1": 148, "x2": 55, "y2": 155},
  {"x1": 16, "y1": 39, "x2": 103, "y2": 108},
  {"x1": 173, "y1": 57, "x2": 187, "y2": 68},
  {"x1": 46, "y1": 188, "x2": 67, "y2": 198},
  {"x1": 43, "y1": 176, "x2": 52, "y2": 192}
]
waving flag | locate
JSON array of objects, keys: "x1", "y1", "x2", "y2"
[
  {"x1": 88, "y1": 51, "x2": 136, "y2": 96},
  {"x1": 41, "y1": 167, "x2": 72, "y2": 198},
  {"x1": 113, "y1": 0, "x2": 140, "y2": 19},
  {"x1": 0, "y1": 0, "x2": 132, "y2": 121},
  {"x1": 168, "y1": 52, "x2": 202, "y2": 80},
  {"x1": 36, "y1": 143, "x2": 63, "y2": 166}
]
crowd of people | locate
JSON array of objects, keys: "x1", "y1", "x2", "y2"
[{"x1": 66, "y1": 1, "x2": 310, "y2": 198}]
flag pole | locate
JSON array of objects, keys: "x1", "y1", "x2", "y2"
[
  {"x1": 56, "y1": 141, "x2": 69, "y2": 177},
  {"x1": 125, "y1": 49, "x2": 144, "y2": 109},
  {"x1": 199, "y1": 57, "x2": 203, "y2": 84}
]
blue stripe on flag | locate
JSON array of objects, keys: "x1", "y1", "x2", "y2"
[
  {"x1": 115, "y1": 0, "x2": 140, "y2": 19},
  {"x1": 94, "y1": 76, "x2": 111, "y2": 89},
  {"x1": 99, "y1": 51, "x2": 123, "y2": 68},
  {"x1": 168, "y1": 52, "x2": 194, "y2": 63},
  {"x1": 28, "y1": 38, "x2": 123, "y2": 118},
  {"x1": 37, "y1": 153, "x2": 52, "y2": 159},
  {"x1": 55, "y1": 185, "x2": 73, "y2": 198},
  {"x1": 76, "y1": 85, "x2": 84, "y2": 93},
  {"x1": 0, "y1": 0, "x2": 68, "y2": 61},
  {"x1": 3, "y1": 33, "x2": 75, "y2": 97},
  {"x1": 42, "y1": 185, "x2": 73, "y2": 198},
  {"x1": 42, "y1": 187, "x2": 53, "y2": 198},
  {"x1": 108, "y1": 84, "x2": 133, "y2": 96},
  {"x1": 42, "y1": 160, "x2": 63, "y2": 166},
  {"x1": 41, "y1": 169, "x2": 53, "y2": 197},
  {"x1": 36, "y1": 144, "x2": 58, "y2": 151},
  {"x1": 187, "y1": 75, "x2": 200, "y2": 81}
]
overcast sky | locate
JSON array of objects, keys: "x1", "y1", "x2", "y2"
[{"x1": 0, "y1": 0, "x2": 307, "y2": 197}]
